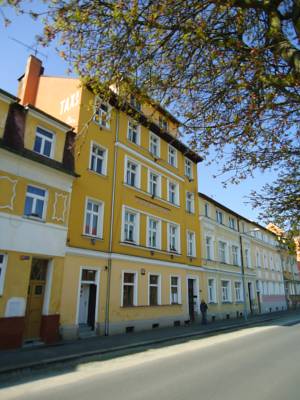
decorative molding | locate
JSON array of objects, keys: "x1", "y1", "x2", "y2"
[
  {"x1": 52, "y1": 192, "x2": 68, "y2": 223},
  {"x1": 0, "y1": 176, "x2": 17, "y2": 210}
]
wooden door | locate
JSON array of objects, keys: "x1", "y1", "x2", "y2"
[
  {"x1": 188, "y1": 279, "x2": 195, "y2": 321},
  {"x1": 24, "y1": 259, "x2": 47, "y2": 341}
]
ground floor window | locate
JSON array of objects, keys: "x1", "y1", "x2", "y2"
[
  {"x1": 234, "y1": 281, "x2": 243, "y2": 302},
  {"x1": 149, "y1": 274, "x2": 161, "y2": 305},
  {"x1": 122, "y1": 272, "x2": 137, "y2": 307},
  {"x1": 208, "y1": 278, "x2": 216, "y2": 303},
  {"x1": 221, "y1": 280, "x2": 231, "y2": 302},
  {"x1": 170, "y1": 276, "x2": 181, "y2": 304}
]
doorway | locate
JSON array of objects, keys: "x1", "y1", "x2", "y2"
[
  {"x1": 188, "y1": 278, "x2": 198, "y2": 322},
  {"x1": 77, "y1": 268, "x2": 99, "y2": 331},
  {"x1": 248, "y1": 282, "x2": 254, "y2": 314},
  {"x1": 24, "y1": 258, "x2": 48, "y2": 341}
]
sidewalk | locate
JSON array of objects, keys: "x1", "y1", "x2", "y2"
[{"x1": 1, "y1": 310, "x2": 299, "y2": 374}]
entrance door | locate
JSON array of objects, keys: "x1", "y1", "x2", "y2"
[
  {"x1": 188, "y1": 279, "x2": 196, "y2": 321},
  {"x1": 248, "y1": 282, "x2": 253, "y2": 314},
  {"x1": 24, "y1": 259, "x2": 48, "y2": 340},
  {"x1": 78, "y1": 284, "x2": 90, "y2": 325}
]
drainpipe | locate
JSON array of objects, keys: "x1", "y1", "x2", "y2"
[
  {"x1": 238, "y1": 219, "x2": 248, "y2": 321},
  {"x1": 104, "y1": 109, "x2": 120, "y2": 336}
]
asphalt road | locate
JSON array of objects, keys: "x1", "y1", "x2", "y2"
[{"x1": 1, "y1": 319, "x2": 300, "y2": 400}]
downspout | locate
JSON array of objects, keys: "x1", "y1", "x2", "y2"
[{"x1": 104, "y1": 109, "x2": 120, "y2": 336}]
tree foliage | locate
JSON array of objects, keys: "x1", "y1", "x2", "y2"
[{"x1": 2, "y1": 0, "x2": 300, "y2": 231}]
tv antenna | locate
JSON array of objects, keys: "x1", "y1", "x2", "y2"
[{"x1": 9, "y1": 36, "x2": 48, "y2": 60}]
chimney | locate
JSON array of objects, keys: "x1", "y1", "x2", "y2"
[{"x1": 17, "y1": 55, "x2": 43, "y2": 106}]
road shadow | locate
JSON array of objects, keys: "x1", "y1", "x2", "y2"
[{"x1": 0, "y1": 311, "x2": 299, "y2": 390}]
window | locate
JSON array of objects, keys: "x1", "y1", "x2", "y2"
[
  {"x1": 122, "y1": 272, "x2": 137, "y2": 307},
  {"x1": 184, "y1": 158, "x2": 193, "y2": 179},
  {"x1": 187, "y1": 231, "x2": 196, "y2": 257},
  {"x1": 84, "y1": 199, "x2": 103, "y2": 238},
  {"x1": 127, "y1": 120, "x2": 140, "y2": 145},
  {"x1": 168, "y1": 181, "x2": 179, "y2": 205},
  {"x1": 123, "y1": 210, "x2": 139, "y2": 243},
  {"x1": 168, "y1": 145, "x2": 177, "y2": 167},
  {"x1": 24, "y1": 185, "x2": 47, "y2": 220},
  {"x1": 218, "y1": 241, "x2": 227, "y2": 263},
  {"x1": 149, "y1": 132, "x2": 160, "y2": 157},
  {"x1": 221, "y1": 280, "x2": 231, "y2": 302},
  {"x1": 130, "y1": 95, "x2": 141, "y2": 111},
  {"x1": 245, "y1": 248, "x2": 250, "y2": 268},
  {"x1": 204, "y1": 203, "x2": 210, "y2": 217},
  {"x1": 0, "y1": 254, "x2": 7, "y2": 295},
  {"x1": 90, "y1": 142, "x2": 107, "y2": 175},
  {"x1": 206, "y1": 236, "x2": 213, "y2": 260},
  {"x1": 208, "y1": 279, "x2": 217, "y2": 303},
  {"x1": 232, "y1": 245, "x2": 239, "y2": 266},
  {"x1": 170, "y1": 276, "x2": 181, "y2": 304},
  {"x1": 168, "y1": 223, "x2": 180, "y2": 253},
  {"x1": 94, "y1": 99, "x2": 111, "y2": 129},
  {"x1": 147, "y1": 217, "x2": 161, "y2": 249},
  {"x1": 216, "y1": 210, "x2": 223, "y2": 224},
  {"x1": 263, "y1": 253, "x2": 268, "y2": 269},
  {"x1": 159, "y1": 116, "x2": 168, "y2": 132},
  {"x1": 256, "y1": 251, "x2": 261, "y2": 268},
  {"x1": 186, "y1": 192, "x2": 195, "y2": 213},
  {"x1": 149, "y1": 274, "x2": 161, "y2": 306},
  {"x1": 148, "y1": 171, "x2": 160, "y2": 197},
  {"x1": 33, "y1": 127, "x2": 54, "y2": 158},
  {"x1": 229, "y1": 217, "x2": 236, "y2": 230},
  {"x1": 234, "y1": 281, "x2": 243, "y2": 302},
  {"x1": 125, "y1": 159, "x2": 140, "y2": 188}
]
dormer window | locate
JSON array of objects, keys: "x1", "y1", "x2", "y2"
[
  {"x1": 33, "y1": 127, "x2": 54, "y2": 158},
  {"x1": 159, "y1": 116, "x2": 168, "y2": 132}
]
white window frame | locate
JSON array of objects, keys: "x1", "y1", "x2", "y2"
[
  {"x1": 229, "y1": 217, "x2": 236, "y2": 230},
  {"x1": 218, "y1": 241, "x2": 227, "y2": 263},
  {"x1": 89, "y1": 141, "x2": 108, "y2": 175},
  {"x1": 204, "y1": 203, "x2": 210, "y2": 217},
  {"x1": 83, "y1": 198, "x2": 104, "y2": 238},
  {"x1": 245, "y1": 248, "x2": 251, "y2": 268},
  {"x1": 167, "y1": 222, "x2": 181, "y2": 253},
  {"x1": 124, "y1": 156, "x2": 141, "y2": 189},
  {"x1": 208, "y1": 278, "x2": 217, "y2": 303},
  {"x1": 148, "y1": 273, "x2": 161, "y2": 306},
  {"x1": 122, "y1": 207, "x2": 140, "y2": 245},
  {"x1": 186, "y1": 230, "x2": 196, "y2": 258},
  {"x1": 146, "y1": 216, "x2": 161, "y2": 250},
  {"x1": 186, "y1": 191, "x2": 195, "y2": 213},
  {"x1": 24, "y1": 184, "x2": 48, "y2": 220},
  {"x1": 149, "y1": 132, "x2": 160, "y2": 157},
  {"x1": 121, "y1": 270, "x2": 138, "y2": 307},
  {"x1": 184, "y1": 158, "x2": 193, "y2": 180},
  {"x1": 232, "y1": 245, "x2": 239, "y2": 266},
  {"x1": 148, "y1": 170, "x2": 161, "y2": 198},
  {"x1": 221, "y1": 280, "x2": 232, "y2": 302},
  {"x1": 93, "y1": 97, "x2": 111, "y2": 129},
  {"x1": 234, "y1": 280, "x2": 243, "y2": 302},
  {"x1": 216, "y1": 210, "x2": 223, "y2": 224},
  {"x1": 127, "y1": 119, "x2": 141, "y2": 145},
  {"x1": 168, "y1": 145, "x2": 178, "y2": 167},
  {"x1": 0, "y1": 254, "x2": 8, "y2": 295},
  {"x1": 33, "y1": 126, "x2": 55, "y2": 159},
  {"x1": 205, "y1": 236, "x2": 213, "y2": 260},
  {"x1": 170, "y1": 275, "x2": 182, "y2": 304},
  {"x1": 167, "y1": 180, "x2": 180, "y2": 206}
]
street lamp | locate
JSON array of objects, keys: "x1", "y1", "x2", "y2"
[{"x1": 239, "y1": 226, "x2": 260, "y2": 321}]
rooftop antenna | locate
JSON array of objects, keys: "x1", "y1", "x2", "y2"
[{"x1": 9, "y1": 36, "x2": 48, "y2": 60}]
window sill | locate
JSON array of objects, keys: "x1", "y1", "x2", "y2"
[
  {"x1": 235, "y1": 301, "x2": 244, "y2": 304},
  {"x1": 81, "y1": 234, "x2": 103, "y2": 241},
  {"x1": 87, "y1": 169, "x2": 108, "y2": 179},
  {"x1": 222, "y1": 301, "x2": 232, "y2": 304},
  {"x1": 120, "y1": 241, "x2": 181, "y2": 256},
  {"x1": 93, "y1": 121, "x2": 111, "y2": 131},
  {"x1": 23, "y1": 215, "x2": 46, "y2": 223},
  {"x1": 208, "y1": 302, "x2": 218, "y2": 305}
]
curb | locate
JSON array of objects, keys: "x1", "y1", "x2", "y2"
[{"x1": 0, "y1": 315, "x2": 290, "y2": 375}]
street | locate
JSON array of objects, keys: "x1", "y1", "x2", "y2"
[{"x1": 1, "y1": 319, "x2": 299, "y2": 400}]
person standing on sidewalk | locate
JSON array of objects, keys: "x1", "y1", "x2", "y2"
[{"x1": 200, "y1": 300, "x2": 208, "y2": 325}]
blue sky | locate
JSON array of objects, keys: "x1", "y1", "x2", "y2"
[{"x1": 0, "y1": 5, "x2": 278, "y2": 224}]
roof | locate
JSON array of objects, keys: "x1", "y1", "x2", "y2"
[
  {"x1": 0, "y1": 88, "x2": 19, "y2": 102},
  {"x1": 109, "y1": 92, "x2": 203, "y2": 164},
  {"x1": 198, "y1": 192, "x2": 277, "y2": 236}
]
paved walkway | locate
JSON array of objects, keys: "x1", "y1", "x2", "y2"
[{"x1": 1, "y1": 310, "x2": 299, "y2": 374}]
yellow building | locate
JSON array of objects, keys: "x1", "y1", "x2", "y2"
[
  {"x1": 0, "y1": 87, "x2": 76, "y2": 348},
  {"x1": 16, "y1": 56, "x2": 204, "y2": 340},
  {"x1": 199, "y1": 193, "x2": 287, "y2": 319}
]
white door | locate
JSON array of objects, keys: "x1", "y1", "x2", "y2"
[{"x1": 78, "y1": 284, "x2": 90, "y2": 324}]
